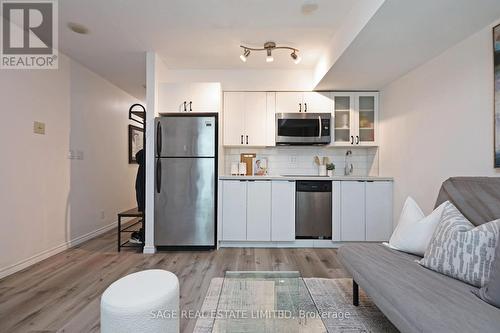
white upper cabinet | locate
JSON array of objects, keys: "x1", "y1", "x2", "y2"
[
  {"x1": 276, "y1": 92, "x2": 303, "y2": 113},
  {"x1": 223, "y1": 92, "x2": 245, "y2": 146},
  {"x1": 244, "y1": 92, "x2": 268, "y2": 146},
  {"x1": 331, "y1": 92, "x2": 378, "y2": 146},
  {"x1": 158, "y1": 82, "x2": 221, "y2": 113},
  {"x1": 223, "y1": 91, "x2": 268, "y2": 146},
  {"x1": 332, "y1": 93, "x2": 355, "y2": 145},
  {"x1": 355, "y1": 92, "x2": 378, "y2": 146},
  {"x1": 266, "y1": 92, "x2": 276, "y2": 146},
  {"x1": 276, "y1": 92, "x2": 332, "y2": 113},
  {"x1": 302, "y1": 92, "x2": 333, "y2": 113}
]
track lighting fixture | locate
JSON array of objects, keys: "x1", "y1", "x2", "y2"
[
  {"x1": 291, "y1": 51, "x2": 301, "y2": 64},
  {"x1": 239, "y1": 41, "x2": 300, "y2": 64},
  {"x1": 266, "y1": 49, "x2": 274, "y2": 63},
  {"x1": 240, "y1": 48, "x2": 250, "y2": 62}
]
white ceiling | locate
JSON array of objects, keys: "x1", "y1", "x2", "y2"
[
  {"x1": 315, "y1": 0, "x2": 500, "y2": 90},
  {"x1": 59, "y1": 0, "x2": 500, "y2": 101},
  {"x1": 59, "y1": 0, "x2": 359, "y2": 100}
]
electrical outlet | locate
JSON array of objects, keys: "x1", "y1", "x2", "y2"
[
  {"x1": 289, "y1": 156, "x2": 297, "y2": 164},
  {"x1": 33, "y1": 121, "x2": 45, "y2": 135}
]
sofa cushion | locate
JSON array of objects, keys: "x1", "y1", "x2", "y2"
[
  {"x1": 435, "y1": 177, "x2": 500, "y2": 226},
  {"x1": 474, "y1": 240, "x2": 500, "y2": 308},
  {"x1": 338, "y1": 243, "x2": 500, "y2": 333},
  {"x1": 419, "y1": 201, "x2": 500, "y2": 287},
  {"x1": 386, "y1": 197, "x2": 445, "y2": 256}
]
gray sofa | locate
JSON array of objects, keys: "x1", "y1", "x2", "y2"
[{"x1": 338, "y1": 177, "x2": 500, "y2": 333}]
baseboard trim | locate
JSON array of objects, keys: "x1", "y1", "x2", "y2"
[
  {"x1": 218, "y1": 240, "x2": 342, "y2": 248},
  {"x1": 217, "y1": 240, "x2": 384, "y2": 248},
  {"x1": 0, "y1": 221, "x2": 117, "y2": 280}
]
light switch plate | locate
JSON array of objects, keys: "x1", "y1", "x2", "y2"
[{"x1": 33, "y1": 121, "x2": 45, "y2": 135}]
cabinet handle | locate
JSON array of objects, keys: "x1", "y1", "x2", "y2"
[
  {"x1": 246, "y1": 135, "x2": 249, "y2": 145},
  {"x1": 241, "y1": 135, "x2": 244, "y2": 144},
  {"x1": 189, "y1": 101, "x2": 192, "y2": 112},
  {"x1": 299, "y1": 103, "x2": 302, "y2": 112},
  {"x1": 356, "y1": 135, "x2": 360, "y2": 144},
  {"x1": 350, "y1": 135, "x2": 354, "y2": 144},
  {"x1": 183, "y1": 101, "x2": 187, "y2": 112},
  {"x1": 304, "y1": 103, "x2": 307, "y2": 112}
]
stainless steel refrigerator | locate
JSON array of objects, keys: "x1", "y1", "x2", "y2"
[{"x1": 154, "y1": 114, "x2": 217, "y2": 248}]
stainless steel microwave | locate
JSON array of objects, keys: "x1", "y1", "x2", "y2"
[{"x1": 275, "y1": 113, "x2": 331, "y2": 145}]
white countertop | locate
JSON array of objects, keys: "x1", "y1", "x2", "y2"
[{"x1": 219, "y1": 175, "x2": 393, "y2": 181}]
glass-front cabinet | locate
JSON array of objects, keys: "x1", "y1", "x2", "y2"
[
  {"x1": 333, "y1": 94, "x2": 352, "y2": 144},
  {"x1": 332, "y1": 92, "x2": 378, "y2": 146}
]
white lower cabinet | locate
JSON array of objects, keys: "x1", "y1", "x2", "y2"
[
  {"x1": 365, "y1": 181, "x2": 393, "y2": 241},
  {"x1": 334, "y1": 181, "x2": 393, "y2": 242},
  {"x1": 247, "y1": 181, "x2": 272, "y2": 241},
  {"x1": 220, "y1": 180, "x2": 294, "y2": 242},
  {"x1": 340, "y1": 181, "x2": 366, "y2": 241},
  {"x1": 221, "y1": 181, "x2": 247, "y2": 241},
  {"x1": 221, "y1": 179, "x2": 393, "y2": 244},
  {"x1": 271, "y1": 181, "x2": 295, "y2": 241}
]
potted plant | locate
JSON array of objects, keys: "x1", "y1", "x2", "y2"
[{"x1": 326, "y1": 163, "x2": 335, "y2": 177}]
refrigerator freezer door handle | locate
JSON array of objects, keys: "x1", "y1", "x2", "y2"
[{"x1": 156, "y1": 122, "x2": 162, "y2": 156}]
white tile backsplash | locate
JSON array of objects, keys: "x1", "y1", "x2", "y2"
[{"x1": 223, "y1": 146, "x2": 379, "y2": 176}]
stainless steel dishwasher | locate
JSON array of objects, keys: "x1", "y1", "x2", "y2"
[{"x1": 295, "y1": 181, "x2": 332, "y2": 239}]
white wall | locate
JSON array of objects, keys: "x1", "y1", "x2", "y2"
[
  {"x1": 380, "y1": 22, "x2": 500, "y2": 220},
  {"x1": 69, "y1": 61, "x2": 139, "y2": 240},
  {"x1": 0, "y1": 54, "x2": 139, "y2": 278},
  {"x1": 159, "y1": 69, "x2": 314, "y2": 91},
  {"x1": 0, "y1": 56, "x2": 71, "y2": 275},
  {"x1": 144, "y1": 52, "x2": 168, "y2": 254}
]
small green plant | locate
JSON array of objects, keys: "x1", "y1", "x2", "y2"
[{"x1": 326, "y1": 163, "x2": 335, "y2": 170}]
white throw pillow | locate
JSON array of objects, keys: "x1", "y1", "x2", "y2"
[{"x1": 384, "y1": 197, "x2": 446, "y2": 256}]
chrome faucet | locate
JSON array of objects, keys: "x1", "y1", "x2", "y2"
[{"x1": 344, "y1": 150, "x2": 353, "y2": 176}]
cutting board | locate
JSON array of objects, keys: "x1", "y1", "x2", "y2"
[{"x1": 240, "y1": 153, "x2": 256, "y2": 176}]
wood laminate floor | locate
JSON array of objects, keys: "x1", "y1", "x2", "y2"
[{"x1": 0, "y1": 227, "x2": 350, "y2": 333}]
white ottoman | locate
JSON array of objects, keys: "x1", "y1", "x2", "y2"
[{"x1": 101, "y1": 269, "x2": 179, "y2": 333}]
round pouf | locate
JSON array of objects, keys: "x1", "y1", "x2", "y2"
[{"x1": 101, "y1": 269, "x2": 179, "y2": 333}]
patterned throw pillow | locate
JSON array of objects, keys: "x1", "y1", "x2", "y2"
[{"x1": 419, "y1": 201, "x2": 500, "y2": 287}]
